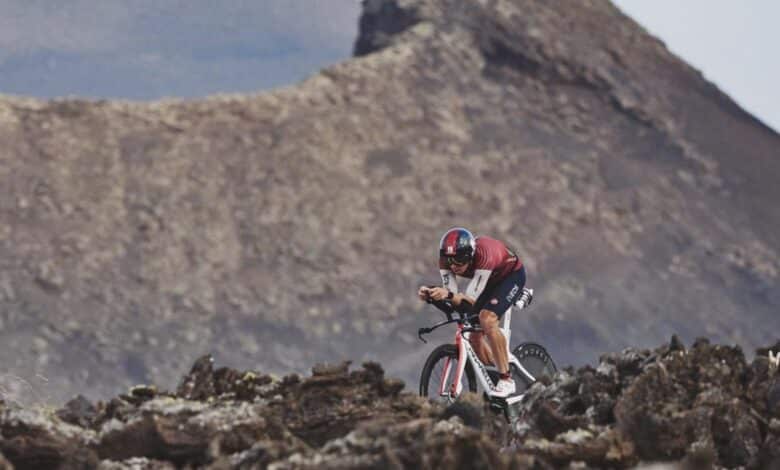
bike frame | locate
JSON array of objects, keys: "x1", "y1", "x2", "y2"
[{"x1": 437, "y1": 294, "x2": 536, "y2": 402}]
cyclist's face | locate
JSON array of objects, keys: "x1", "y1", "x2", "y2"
[{"x1": 449, "y1": 259, "x2": 469, "y2": 274}]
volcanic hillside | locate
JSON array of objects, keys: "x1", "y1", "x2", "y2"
[{"x1": 0, "y1": 0, "x2": 779, "y2": 403}]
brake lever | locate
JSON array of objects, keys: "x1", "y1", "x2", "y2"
[{"x1": 417, "y1": 327, "x2": 430, "y2": 344}]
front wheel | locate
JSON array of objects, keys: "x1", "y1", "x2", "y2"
[
  {"x1": 420, "y1": 344, "x2": 477, "y2": 403},
  {"x1": 511, "y1": 342, "x2": 557, "y2": 394}
]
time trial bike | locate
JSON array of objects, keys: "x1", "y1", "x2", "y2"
[{"x1": 417, "y1": 287, "x2": 557, "y2": 417}]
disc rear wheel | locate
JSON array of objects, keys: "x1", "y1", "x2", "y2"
[{"x1": 511, "y1": 342, "x2": 557, "y2": 394}]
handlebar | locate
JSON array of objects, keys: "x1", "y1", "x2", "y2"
[
  {"x1": 417, "y1": 286, "x2": 534, "y2": 343},
  {"x1": 417, "y1": 326, "x2": 433, "y2": 343},
  {"x1": 417, "y1": 292, "x2": 480, "y2": 343},
  {"x1": 425, "y1": 297, "x2": 455, "y2": 316},
  {"x1": 422, "y1": 286, "x2": 473, "y2": 315}
]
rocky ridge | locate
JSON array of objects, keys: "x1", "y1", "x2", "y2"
[
  {"x1": 0, "y1": 0, "x2": 779, "y2": 402},
  {"x1": 1, "y1": 338, "x2": 779, "y2": 469}
]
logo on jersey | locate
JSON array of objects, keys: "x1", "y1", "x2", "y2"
[
  {"x1": 490, "y1": 298, "x2": 498, "y2": 305},
  {"x1": 506, "y1": 285, "x2": 519, "y2": 303}
]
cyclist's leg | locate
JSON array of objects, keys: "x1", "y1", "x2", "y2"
[
  {"x1": 477, "y1": 266, "x2": 527, "y2": 376},
  {"x1": 468, "y1": 331, "x2": 495, "y2": 366},
  {"x1": 479, "y1": 310, "x2": 509, "y2": 374}
]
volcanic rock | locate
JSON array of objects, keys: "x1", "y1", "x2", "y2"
[
  {"x1": 1, "y1": 338, "x2": 779, "y2": 468},
  {"x1": 0, "y1": 406, "x2": 99, "y2": 469},
  {"x1": 56, "y1": 394, "x2": 97, "y2": 429},
  {"x1": 512, "y1": 337, "x2": 780, "y2": 468},
  {"x1": 0, "y1": 452, "x2": 12, "y2": 470}
]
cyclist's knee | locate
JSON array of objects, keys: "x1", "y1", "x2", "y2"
[{"x1": 479, "y1": 309, "x2": 499, "y2": 331}]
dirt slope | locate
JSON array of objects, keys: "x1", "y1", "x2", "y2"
[{"x1": 0, "y1": 0, "x2": 778, "y2": 402}]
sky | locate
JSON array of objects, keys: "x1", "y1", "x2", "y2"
[
  {"x1": 613, "y1": 0, "x2": 779, "y2": 132},
  {"x1": 0, "y1": 0, "x2": 361, "y2": 98},
  {"x1": 0, "y1": 1, "x2": 776, "y2": 132}
]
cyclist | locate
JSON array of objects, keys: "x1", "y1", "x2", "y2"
[{"x1": 418, "y1": 227, "x2": 526, "y2": 397}]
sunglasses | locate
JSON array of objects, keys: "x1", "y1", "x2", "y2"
[{"x1": 443, "y1": 253, "x2": 471, "y2": 266}]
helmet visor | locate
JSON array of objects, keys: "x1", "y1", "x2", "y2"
[{"x1": 442, "y1": 252, "x2": 472, "y2": 266}]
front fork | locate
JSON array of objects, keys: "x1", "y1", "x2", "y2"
[
  {"x1": 453, "y1": 325, "x2": 468, "y2": 396},
  {"x1": 438, "y1": 356, "x2": 453, "y2": 396},
  {"x1": 435, "y1": 325, "x2": 465, "y2": 398}
]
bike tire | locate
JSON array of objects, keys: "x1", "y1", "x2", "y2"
[
  {"x1": 511, "y1": 342, "x2": 557, "y2": 394},
  {"x1": 419, "y1": 344, "x2": 477, "y2": 402}
]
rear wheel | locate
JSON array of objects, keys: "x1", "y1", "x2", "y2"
[
  {"x1": 511, "y1": 342, "x2": 557, "y2": 394},
  {"x1": 420, "y1": 344, "x2": 477, "y2": 403}
]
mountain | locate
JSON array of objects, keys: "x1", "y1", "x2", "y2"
[{"x1": 0, "y1": 0, "x2": 779, "y2": 403}]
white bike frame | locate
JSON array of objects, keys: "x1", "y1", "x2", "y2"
[{"x1": 437, "y1": 288, "x2": 535, "y2": 405}]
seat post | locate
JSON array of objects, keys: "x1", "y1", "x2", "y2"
[{"x1": 501, "y1": 306, "x2": 512, "y2": 348}]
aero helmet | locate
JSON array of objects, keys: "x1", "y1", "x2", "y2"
[{"x1": 439, "y1": 227, "x2": 476, "y2": 264}]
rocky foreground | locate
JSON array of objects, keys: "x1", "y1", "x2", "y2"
[{"x1": 1, "y1": 337, "x2": 779, "y2": 469}]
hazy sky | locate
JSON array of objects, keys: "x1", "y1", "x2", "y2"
[
  {"x1": 0, "y1": 1, "x2": 776, "y2": 132},
  {"x1": 0, "y1": 0, "x2": 361, "y2": 98},
  {"x1": 613, "y1": 1, "x2": 779, "y2": 132}
]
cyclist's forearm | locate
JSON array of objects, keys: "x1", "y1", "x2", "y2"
[{"x1": 453, "y1": 293, "x2": 474, "y2": 307}]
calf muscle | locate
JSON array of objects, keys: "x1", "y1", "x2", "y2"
[
  {"x1": 480, "y1": 309, "x2": 509, "y2": 375},
  {"x1": 469, "y1": 332, "x2": 494, "y2": 366}
]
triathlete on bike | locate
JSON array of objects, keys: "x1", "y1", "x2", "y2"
[{"x1": 418, "y1": 227, "x2": 526, "y2": 397}]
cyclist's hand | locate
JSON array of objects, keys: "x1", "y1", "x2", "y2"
[
  {"x1": 428, "y1": 287, "x2": 450, "y2": 301},
  {"x1": 417, "y1": 286, "x2": 431, "y2": 301}
]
